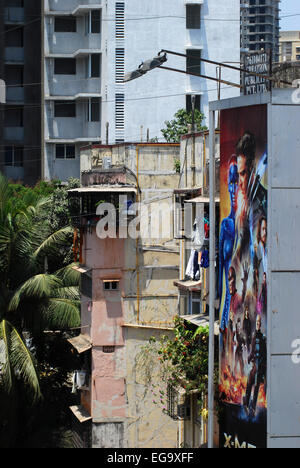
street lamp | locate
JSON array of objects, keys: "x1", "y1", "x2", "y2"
[{"x1": 123, "y1": 53, "x2": 168, "y2": 82}]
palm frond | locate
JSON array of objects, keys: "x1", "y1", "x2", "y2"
[
  {"x1": 46, "y1": 298, "x2": 80, "y2": 329},
  {"x1": 55, "y1": 263, "x2": 81, "y2": 286},
  {"x1": 8, "y1": 321, "x2": 41, "y2": 402},
  {"x1": 54, "y1": 286, "x2": 80, "y2": 301},
  {"x1": 8, "y1": 274, "x2": 62, "y2": 312},
  {"x1": 33, "y1": 226, "x2": 74, "y2": 259},
  {"x1": 0, "y1": 320, "x2": 41, "y2": 402},
  {"x1": 0, "y1": 320, "x2": 13, "y2": 393}
]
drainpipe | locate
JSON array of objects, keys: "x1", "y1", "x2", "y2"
[
  {"x1": 208, "y1": 110, "x2": 216, "y2": 449},
  {"x1": 41, "y1": 0, "x2": 45, "y2": 180},
  {"x1": 191, "y1": 95, "x2": 196, "y2": 188},
  {"x1": 136, "y1": 145, "x2": 140, "y2": 323}
]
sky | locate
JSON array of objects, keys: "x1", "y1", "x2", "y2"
[{"x1": 280, "y1": 0, "x2": 300, "y2": 31}]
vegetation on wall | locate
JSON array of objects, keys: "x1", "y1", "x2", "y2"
[
  {"x1": 161, "y1": 109, "x2": 207, "y2": 143},
  {"x1": 139, "y1": 316, "x2": 210, "y2": 416}
]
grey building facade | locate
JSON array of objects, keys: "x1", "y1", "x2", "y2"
[
  {"x1": 241, "y1": 0, "x2": 280, "y2": 63},
  {"x1": 43, "y1": 0, "x2": 241, "y2": 182},
  {"x1": 0, "y1": 0, "x2": 42, "y2": 185}
]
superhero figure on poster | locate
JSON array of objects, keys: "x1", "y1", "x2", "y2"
[
  {"x1": 233, "y1": 318, "x2": 246, "y2": 376},
  {"x1": 219, "y1": 130, "x2": 268, "y2": 413},
  {"x1": 219, "y1": 157, "x2": 238, "y2": 347},
  {"x1": 221, "y1": 265, "x2": 248, "y2": 368},
  {"x1": 243, "y1": 315, "x2": 267, "y2": 418}
]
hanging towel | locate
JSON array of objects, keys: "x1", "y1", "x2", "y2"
[
  {"x1": 201, "y1": 249, "x2": 209, "y2": 268},
  {"x1": 193, "y1": 250, "x2": 200, "y2": 280},
  {"x1": 186, "y1": 249, "x2": 196, "y2": 279}
]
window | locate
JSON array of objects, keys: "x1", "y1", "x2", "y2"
[
  {"x1": 86, "y1": 54, "x2": 101, "y2": 78},
  {"x1": 167, "y1": 385, "x2": 178, "y2": 420},
  {"x1": 103, "y1": 280, "x2": 119, "y2": 291},
  {"x1": 186, "y1": 5, "x2": 201, "y2": 29},
  {"x1": 5, "y1": 146, "x2": 23, "y2": 167},
  {"x1": 103, "y1": 346, "x2": 115, "y2": 353},
  {"x1": 115, "y1": 93, "x2": 125, "y2": 136},
  {"x1": 55, "y1": 17, "x2": 77, "y2": 33},
  {"x1": 91, "y1": 10, "x2": 101, "y2": 33},
  {"x1": 5, "y1": 65, "x2": 23, "y2": 86},
  {"x1": 188, "y1": 291, "x2": 202, "y2": 316},
  {"x1": 5, "y1": 106, "x2": 23, "y2": 126},
  {"x1": 85, "y1": 10, "x2": 101, "y2": 34},
  {"x1": 166, "y1": 385, "x2": 191, "y2": 421},
  {"x1": 115, "y1": 3, "x2": 125, "y2": 40},
  {"x1": 115, "y1": 48, "x2": 125, "y2": 83},
  {"x1": 54, "y1": 58, "x2": 76, "y2": 75},
  {"x1": 186, "y1": 94, "x2": 201, "y2": 113},
  {"x1": 186, "y1": 49, "x2": 201, "y2": 75},
  {"x1": 87, "y1": 98, "x2": 100, "y2": 122},
  {"x1": 5, "y1": 25, "x2": 23, "y2": 47},
  {"x1": 54, "y1": 100, "x2": 76, "y2": 118},
  {"x1": 55, "y1": 144, "x2": 76, "y2": 160},
  {"x1": 5, "y1": 0, "x2": 24, "y2": 6}
]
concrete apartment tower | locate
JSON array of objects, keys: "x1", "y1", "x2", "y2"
[
  {"x1": 240, "y1": 0, "x2": 280, "y2": 62},
  {"x1": 0, "y1": 0, "x2": 42, "y2": 185},
  {"x1": 279, "y1": 31, "x2": 300, "y2": 63},
  {"x1": 43, "y1": 0, "x2": 240, "y2": 182}
]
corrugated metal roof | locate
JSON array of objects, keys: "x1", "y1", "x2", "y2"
[
  {"x1": 181, "y1": 314, "x2": 219, "y2": 335},
  {"x1": 68, "y1": 186, "x2": 137, "y2": 194},
  {"x1": 173, "y1": 279, "x2": 202, "y2": 291},
  {"x1": 185, "y1": 195, "x2": 220, "y2": 203},
  {"x1": 69, "y1": 405, "x2": 92, "y2": 423}
]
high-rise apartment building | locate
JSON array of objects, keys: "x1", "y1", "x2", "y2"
[
  {"x1": 240, "y1": 0, "x2": 280, "y2": 63},
  {"x1": 43, "y1": 0, "x2": 240, "y2": 182},
  {"x1": 279, "y1": 31, "x2": 300, "y2": 63},
  {"x1": 0, "y1": 0, "x2": 42, "y2": 185}
]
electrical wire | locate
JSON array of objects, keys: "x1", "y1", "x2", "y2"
[{"x1": 2, "y1": 12, "x2": 298, "y2": 24}]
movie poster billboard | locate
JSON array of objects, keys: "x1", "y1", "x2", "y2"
[{"x1": 219, "y1": 105, "x2": 268, "y2": 449}]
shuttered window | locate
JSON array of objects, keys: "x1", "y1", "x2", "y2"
[
  {"x1": 115, "y1": 3, "x2": 125, "y2": 40},
  {"x1": 115, "y1": 48, "x2": 125, "y2": 83}
]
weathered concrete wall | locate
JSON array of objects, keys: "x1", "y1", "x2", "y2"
[
  {"x1": 179, "y1": 131, "x2": 220, "y2": 195},
  {"x1": 124, "y1": 327, "x2": 178, "y2": 448},
  {"x1": 79, "y1": 143, "x2": 182, "y2": 448},
  {"x1": 92, "y1": 422, "x2": 125, "y2": 449}
]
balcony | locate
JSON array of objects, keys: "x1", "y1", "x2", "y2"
[
  {"x1": 68, "y1": 183, "x2": 137, "y2": 230},
  {"x1": 46, "y1": 0, "x2": 102, "y2": 14},
  {"x1": 47, "y1": 78, "x2": 101, "y2": 98},
  {"x1": 45, "y1": 33, "x2": 101, "y2": 57}
]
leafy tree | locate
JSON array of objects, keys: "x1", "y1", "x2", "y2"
[
  {"x1": 0, "y1": 174, "x2": 80, "y2": 446},
  {"x1": 161, "y1": 108, "x2": 207, "y2": 143}
]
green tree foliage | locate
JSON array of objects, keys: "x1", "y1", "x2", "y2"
[
  {"x1": 0, "y1": 174, "x2": 81, "y2": 445},
  {"x1": 139, "y1": 317, "x2": 209, "y2": 402},
  {"x1": 161, "y1": 108, "x2": 207, "y2": 143}
]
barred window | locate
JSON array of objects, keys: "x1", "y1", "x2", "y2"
[{"x1": 167, "y1": 385, "x2": 178, "y2": 420}]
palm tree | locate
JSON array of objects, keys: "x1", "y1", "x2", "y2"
[{"x1": 0, "y1": 173, "x2": 80, "y2": 405}]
